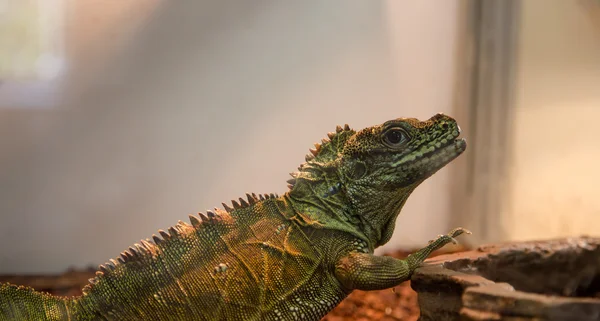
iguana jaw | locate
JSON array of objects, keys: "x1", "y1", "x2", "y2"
[{"x1": 391, "y1": 135, "x2": 466, "y2": 182}]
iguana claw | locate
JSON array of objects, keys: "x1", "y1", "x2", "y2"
[{"x1": 448, "y1": 227, "x2": 472, "y2": 238}]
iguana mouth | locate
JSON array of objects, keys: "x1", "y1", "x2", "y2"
[
  {"x1": 392, "y1": 133, "x2": 466, "y2": 170},
  {"x1": 421, "y1": 137, "x2": 466, "y2": 160},
  {"x1": 418, "y1": 137, "x2": 466, "y2": 170},
  {"x1": 389, "y1": 137, "x2": 466, "y2": 184}
]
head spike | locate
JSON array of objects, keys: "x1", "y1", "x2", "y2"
[
  {"x1": 238, "y1": 197, "x2": 249, "y2": 208},
  {"x1": 305, "y1": 154, "x2": 314, "y2": 161},
  {"x1": 99, "y1": 264, "x2": 110, "y2": 273},
  {"x1": 206, "y1": 210, "x2": 216, "y2": 218},
  {"x1": 344, "y1": 124, "x2": 350, "y2": 130},
  {"x1": 246, "y1": 193, "x2": 257, "y2": 205},
  {"x1": 259, "y1": 194, "x2": 265, "y2": 200},
  {"x1": 120, "y1": 251, "x2": 131, "y2": 261},
  {"x1": 134, "y1": 243, "x2": 146, "y2": 254},
  {"x1": 231, "y1": 199, "x2": 241, "y2": 209},
  {"x1": 128, "y1": 247, "x2": 139, "y2": 257},
  {"x1": 152, "y1": 234, "x2": 163, "y2": 244},
  {"x1": 222, "y1": 203, "x2": 234, "y2": 212},
  {"x1": 140, "y1": 239, "x2": 154, "y2": 250},
  {"x1": 198, "y1": 212, "x2": 209, "y2": 221},
  {"x1": 189, "y1": 214, "x2": 201, "y2": 228},
  {"x1": 168, "y1": 227, "x2": 179, "y2": 237},
  {"x1": 309, "y1": 148, "x2": 318, "y2": 156},
  {"x1": 158, "y1": 230, "x2": 170, "y2": 240},
  {"x1": 336, "y1": 125, "x2": 343, "y2": 133},
  {"x1": 327, "y1": 132, "x2": 335, "y2": 139}
]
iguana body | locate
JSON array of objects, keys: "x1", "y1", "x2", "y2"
[{"x1": 1, "y1": 113, "x2": 468, "y2": 321}]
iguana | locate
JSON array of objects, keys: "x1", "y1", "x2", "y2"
[{"x1": 1, "y1": 113, "x2": 469, "y2": 321}]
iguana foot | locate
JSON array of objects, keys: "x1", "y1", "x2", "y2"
[
  {"x1": 428, "y1": 227, "x2": 471, "y2": 246},
  {"x1": 408, "y1": 227, "x2": 471, "y2": 269}
]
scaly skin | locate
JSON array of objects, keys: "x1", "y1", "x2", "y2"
[{"x1": 0, "y1": 113, "x2": 469, "y2": 321}]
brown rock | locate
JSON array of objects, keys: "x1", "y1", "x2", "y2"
[{"x1": 412, "y1": 237, "x2": 600, "y2": 321}]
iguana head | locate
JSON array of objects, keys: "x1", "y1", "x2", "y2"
[{"x1": 288, "y1": 113, "x2": 466, "y2": 247}]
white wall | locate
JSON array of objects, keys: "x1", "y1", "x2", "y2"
[
  {"x1": 505, "y1": 0, "x2": 600, "y2": 240},
  {"x1": 0, "y1": 0, "x2": 460, "y2": 273}
]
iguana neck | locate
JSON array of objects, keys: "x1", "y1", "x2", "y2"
[
  {"x1": 287, "y1": 165, "x2": 418, "y2": 248},
  {"x1": 356, "y1": 190, "x2": 413, "y2": 248},
  {"x1": 287, "y1": 166, "x2": 391, "y2": 247},
  {"x1": 286, "y1": 164, "x2": 368, "y2": 238}
]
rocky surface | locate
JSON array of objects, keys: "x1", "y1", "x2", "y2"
[{"x1": 412, "y1": 237, "x2": 600, "y2": 321}]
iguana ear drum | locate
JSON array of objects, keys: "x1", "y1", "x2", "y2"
[{"x1": 349, "y1": 161, "x2": 367, "y2": 180}]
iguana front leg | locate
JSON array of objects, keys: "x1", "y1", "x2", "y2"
[{"x1": 335, "y1": 227, "x2": 470, "y2": 291}]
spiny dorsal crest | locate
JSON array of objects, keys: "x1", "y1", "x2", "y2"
[
  {"x1": 84, "y1": 237, "x2": 159, "y2": 295},
  {"x1": 84, "y1": 192, "x2": 276, "y2": 294},
  {"x1": 221, "y1": 192, "x2": 276, "y2": 212},
  {"x1": 287, "y1": 124, "x2": 354, "y2": 189}
]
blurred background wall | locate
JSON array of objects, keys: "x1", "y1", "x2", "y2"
[
  {"x1": 0, "y1": 1, "x2": 461, "y2": 273},
  {"x1": 504, "y1": 0, "x2": 600, "y2": 240}
]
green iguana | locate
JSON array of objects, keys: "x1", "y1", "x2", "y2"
[{"x1": 1, "y1": 113, "x2": 469, "y2": 321}]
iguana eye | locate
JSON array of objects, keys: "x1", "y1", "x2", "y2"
[{"x1": 383, "y1": 128, "x2": 408, "y2": 147}]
